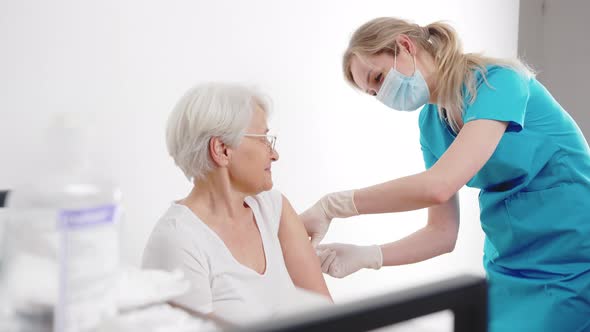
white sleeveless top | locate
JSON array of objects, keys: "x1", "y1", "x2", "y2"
[{"x1": 141, "y1": 190, "x2": 302, "y2": 323}]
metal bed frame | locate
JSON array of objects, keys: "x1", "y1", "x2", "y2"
[{"x1": 236, "y1": 275, "x2": 487, "y2": 332}]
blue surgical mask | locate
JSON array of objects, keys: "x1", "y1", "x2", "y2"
[{"x1": 376, "y1": 52, "x2": 430, "y2": 111}]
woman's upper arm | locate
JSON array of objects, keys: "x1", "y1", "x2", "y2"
[
  {"x1": 428, "y1": 119, "x2": 508, "y2": 201},
  {"x1": 278, "y1": 195, "x2": 332, "y2": 300}
]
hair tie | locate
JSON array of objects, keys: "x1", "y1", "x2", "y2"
[{"x1": 423, "y1": 26, "x2": 431, "y2": 39}]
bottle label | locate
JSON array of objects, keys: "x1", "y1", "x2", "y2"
[
  {"x1": 56, "y1": 204, "x2": 119, "y2": 332},
  {"x1": 58, "y1": 205, "x2": 116, "y2": 229}
]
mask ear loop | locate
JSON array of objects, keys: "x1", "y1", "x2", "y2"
[
  {"x1": 393, "y1": 46, "x2": 398, "y2": 71},
  {"x1": 394, "y1": 42, "x2": 417, "y2": 76}
]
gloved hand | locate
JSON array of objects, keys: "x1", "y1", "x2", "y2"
[
  {"x1": 299, "y1": 190, "x2": 359, "y2": 247},
  {"x1": 316, "y1": 243, "x2": 383, "y2": 278}
]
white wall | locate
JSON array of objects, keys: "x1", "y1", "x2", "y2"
[
  {"x1": 518, "y1": 0, "x2": 590, "y2": 138},
  {"x1": 0, "y1": 0, "x2": 519, "y2": 302}
]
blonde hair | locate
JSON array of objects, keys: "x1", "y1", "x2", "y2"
[
  {"x1": 343, "y1": 17, "x2": 533, "y2": 133},
  {"x1": 166, "y1": 83, "x2": 271, "y2": 182}
]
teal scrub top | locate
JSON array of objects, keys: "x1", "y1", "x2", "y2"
[{"x1": 418, "y1": 66, "x2": 590, "y2": 332}]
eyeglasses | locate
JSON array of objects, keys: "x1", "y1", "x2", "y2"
[{"x1": 243, "y1": 134, "x2": 277, "y2": 152}]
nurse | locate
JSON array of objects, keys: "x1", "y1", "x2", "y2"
[{"x1": 301, "y1": 17, "x2": 590, "y2": 331}]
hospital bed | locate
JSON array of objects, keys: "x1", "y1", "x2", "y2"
[{"x1": 236, "y1": 274, "x2": 487, "y2": 332}]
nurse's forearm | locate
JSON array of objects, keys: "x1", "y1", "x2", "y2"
[
  {"x1": 380, "y1": 223, "x2": 456, "y2": 266},
  {"x1": 354, "y1": 171, "x2": 445, "y2": 215}
]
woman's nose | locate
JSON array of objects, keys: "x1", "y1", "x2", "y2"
[{"x1": 271, "y1": 148, "x2": 279, "y2": 161}]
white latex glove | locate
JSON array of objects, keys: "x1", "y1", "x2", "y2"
[
  {"x1": 299, "y1": 190, "x2": 359, "y2": 247},
  {"x1": 316, "y1": 243, "x2": 383, "y2": 278}
]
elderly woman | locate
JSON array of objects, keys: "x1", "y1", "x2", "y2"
[{"x1": 141, "y1": 83, "x2": 331, "y2": 324}]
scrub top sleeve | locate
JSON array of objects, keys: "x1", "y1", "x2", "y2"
[
  {"x1": 421, "y1": 145, "x2": 438, "y2": 170},
  {"x1": 463, "y1": 68, "x2": 530, "y2": 132},
  {"x1": 420, "y1": 136, "x2": 438, "y2": 169},
  {"x1": 418, "y1": 106, "x2": 439, "y2": 170}
]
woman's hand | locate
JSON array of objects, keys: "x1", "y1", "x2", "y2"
[
  {"x1": 299, "y1": 190, "x2": 359, "y2": 247},
  {"x1": 316, "y1": 243, "x2": 383, "y2": 278}
]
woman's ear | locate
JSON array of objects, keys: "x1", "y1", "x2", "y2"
[
  {"x1": 395, "y1": 34, "x2": 416, "y2": 55},
  {"x1": 209, "y1": 137, "x2": 231, "y2": 167}
]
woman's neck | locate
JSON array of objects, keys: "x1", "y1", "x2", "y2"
[{"x1": 181, "y1": 172, "x2": 250, "y2": 222}]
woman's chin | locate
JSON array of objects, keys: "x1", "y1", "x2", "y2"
[{"x1": 262, "y1": 180, "x2": 274, "y2": 192}]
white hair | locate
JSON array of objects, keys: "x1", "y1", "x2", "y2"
[{"x1": 166, "y1": 82, "x2": 271, "y2": 182}]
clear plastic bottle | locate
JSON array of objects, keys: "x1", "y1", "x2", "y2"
[{"x1": 1, "y1": 113, "x2": 121, "y2": 332}]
